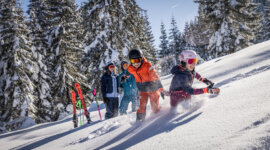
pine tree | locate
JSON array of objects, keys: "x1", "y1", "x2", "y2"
[
  {"x1": 139, "y1": 10, "x2": 157, "y2": 64},
  {"x1": 81, "y1": 0, "x2": 127, "y2": 93},
  {"x1": 0, "y1": 0, "x2": 35, "y2": 131},
  {"x1": 27, "y1": 0, "x2": 56, "y2": 123},
  {"x1": 168, "y1": 16, "x2": 181, "y2": 56},
  {"x1": 44, "y1": 0, "x2": 87, "y2": 121},
  {"x1": 158, "y1": 22, "x2": 169, "y2": 58},
  {"x1": 253, "y1": 0, "x2": 265, "y2": 43},
  {"x1": 81, "y1": 0, "x2": 152, "y2": 92},
  {"x1": 263, "y1": 0, "x2": 270, "y2": 40},
  {"x1": 197, "y1": 0, "x2": 262, "y2": 58}
]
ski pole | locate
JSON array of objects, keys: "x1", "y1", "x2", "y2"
[
  {"x1": 92, "y1": 89, "x2": 102, "y2": 120},
  {"x1": 76, "y1": 100, "x2": 83, "y2": 126}
]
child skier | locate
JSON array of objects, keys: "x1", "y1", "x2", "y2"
[
  {"x1": 118, "y1": 61, "x2": 139, "y2": 115},
  {"x1": 101, "y1": 62, "x2": 119, "y2": 119},
  {"x1": 169, "y1": 50, "x2": 220, "y2": 109},
  {"x1": 128, "y1": 49, "x2": 167, "y2": 122}
]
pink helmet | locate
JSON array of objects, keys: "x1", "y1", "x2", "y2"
[{"x1": 179, "y1": 50, "x2": 198, "y2": 64}]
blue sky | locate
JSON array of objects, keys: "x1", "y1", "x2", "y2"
[{"x1": 20, "y1": 0, "x2": 198, "y2": 48}]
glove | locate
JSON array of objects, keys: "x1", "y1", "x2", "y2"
[
  {"x1": 202, "y1": 78, "x2": 214, "y2": 86},
  {"x1": 121, "y1": 75, "x2": 130, "y2": 82},
  {"x1": 203, "y1": 87, "x2": 220, "y2": 94},
  {"x1": 159, "y1": 88, "x2": 170, "y2": 99},
  {"x1": 161, "y1": 92, "x2": 165, "y2": 99}
]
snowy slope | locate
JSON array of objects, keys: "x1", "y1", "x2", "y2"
[{"x1": 1, "y1": 41, "x2": 270, "y2": 150}]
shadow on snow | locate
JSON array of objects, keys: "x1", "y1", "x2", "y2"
[
  {"x1": 11, "y1": 120, "x2": 102, "y2": 150},
  {"x1": 95, "y1": 105, "x2": 203, "y2": 150}
]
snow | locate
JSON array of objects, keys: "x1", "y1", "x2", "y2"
[
  {"x1": 1, "y1": 41, "x2": 270, "y2": 149},
  {"x1": 122, "y1": 46, "x2": 129, "y2": 56}
]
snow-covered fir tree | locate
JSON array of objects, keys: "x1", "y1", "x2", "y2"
[
  {"x1": 123, "y1": 1, "x2": 157, "y2": 63},
  {"x1": 44, "y1": 0, "x2": 87, "y2": 121},
  {"x1": 253, "y1": 0, "x2": 265, "y2": 43},
  {"x1": 168, "y1": 16, "x2": 182, "y2": 56},
  {"x1": 183, "y1": 1, "x2": 216, "y2": 60},
  {"x1": 81, "y1": 0, "x2": 155, "y2": 93},
  {"x1": 158, "y1": 22, "x2": 169, "y2": 58},
  {"x1": 139, "y1": 10, "x2": 157, "y2": 64},
  {"x1": 196, "y1": 0, "x2": 262, "y2": 58},
  {"x1": 0, "y1": 0, "x2": 36, "y2": 131},
  {"x1": 263, "y1": 0, "x2": 270, "y2": 40},
  {"x1": 81, "y1": 0, "x2": 128, "y2": 93},
  {"x1": 157, "y1": 22, "x2": 170, "y2": 75},
  {"x1": 27, "y1": 0, "x2": 55, "y2": 123}
]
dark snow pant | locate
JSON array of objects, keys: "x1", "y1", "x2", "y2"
[
  {"x1": 170, "y1": 90, "x2": 191, "y2": 107},
  {"x1": 119, "y1": 95, "x2": 138, "y2": 115},
  {"x1": 105, "y1": 97, "x2": 119, "y2": 119}
]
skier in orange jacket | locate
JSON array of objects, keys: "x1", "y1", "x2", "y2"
[{"x1": 127, "y1": 49, "x2": 168, "y2": 121}]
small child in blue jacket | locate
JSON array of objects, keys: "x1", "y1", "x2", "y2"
[{"x1": 118, "y1": 61, "x2": 139, "y2": 115}]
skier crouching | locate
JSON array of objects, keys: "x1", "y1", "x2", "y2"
[{"x1": 169, "y1": 50, "x2": 220, "y2": 110}]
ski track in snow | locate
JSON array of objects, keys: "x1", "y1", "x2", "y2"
[
  {"x1": 241, "y1": 113, "x2": 270, "y2": 132},
  {"x1": 215, "y1": 65, "x2": 270, "y2": 88},
  {"x1": 94, "y1": 99, "x2": 206, "y2": 150}
]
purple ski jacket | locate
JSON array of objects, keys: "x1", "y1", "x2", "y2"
[{"x1": 170, "y1": 65, "x2": 206, "y2": 96}]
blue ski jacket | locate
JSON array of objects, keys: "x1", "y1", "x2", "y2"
[{"x1": 118, "y1": 70, "x2": 138, "y2": 96}]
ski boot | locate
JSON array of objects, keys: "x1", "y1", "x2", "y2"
[
  {"x1": 86, "y1": 114, "x2": 91, "y2": 124},
  {"x1": 73, "y1": 114, "x2": 78, "y2": 128},
  {"x1": 136, "y1": 113, "x2": 146, "y2": 122}
]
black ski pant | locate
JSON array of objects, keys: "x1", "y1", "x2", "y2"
[{"x1": 105, "y1": 97, "x2": 119, "y2": 119}]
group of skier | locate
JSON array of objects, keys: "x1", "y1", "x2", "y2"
[{"x1": 100, "y1": 49, "x2": 220, "y2": 122}]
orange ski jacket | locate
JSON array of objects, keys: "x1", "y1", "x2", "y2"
[{"x1": 128, "y1": 57, "x2": 163, "y2": 92}]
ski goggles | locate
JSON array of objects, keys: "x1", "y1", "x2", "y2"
[
  {"x1": 123, "y1": 63, "x2": 129, "y2": 68},
  {"x1": 108, "y1": 65, "x2": 115, "y2": 69},
  {"x1": 130, "y1": 58, "x2": 141, "y2": 64},
  {"x1": 187, "y1": 58, "x2": 198, "y2": 64}
]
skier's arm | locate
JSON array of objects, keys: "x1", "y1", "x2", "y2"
[
  {"x1": 195, "y1": 72, "x2": 214, "y2": 86},
  {"x1": 195, "y1": 72, "x2": 202, "y2": 80},
  {"x1": 180, "y1": 76, "x2": 205, "y2": 95}
]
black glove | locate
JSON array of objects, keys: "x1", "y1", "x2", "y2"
[
  {"x1": 103, "y1": 97, "x2": 109, "y2": 105},
  {"x1": 121, "y1": 75, "x2": 130, "y2": 82},
  {"x1": 160, "y1": 92, "x2": 165, "y2": 99},
  {"x1": 207, "y1": 87, "x2": 220, "y2": 94},
  {"x1": 203, "y1": 78, "x2": 214, "y2": 86}
]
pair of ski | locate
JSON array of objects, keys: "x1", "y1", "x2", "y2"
[{"x1": 70, "y1": 83, "x2": 102, "y2": 128}]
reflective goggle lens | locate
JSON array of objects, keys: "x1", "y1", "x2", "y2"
[
  {"x1": 123, "y1": 63, "x2": 129, "y2": 68},
  {"x1": 187, "y1": 58, "x2": 197, "y2": 64},
  {"x1": 130, "y1": 58, "x2": 141, "y2": 64},
  {"x1": 108, "y1": 65, "x2": 115, "y2": 69}
]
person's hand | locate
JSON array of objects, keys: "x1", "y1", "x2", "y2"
[
  {"x1": 121, "y1": 75, "x2": 130, "y2": 82},
  {"x1": 203, "y1": 87, "x2": 220, "y2": 94},
  {"x1": 202, "y1": 78, "x2": 214, "y2": 86},
  {"x1": 208, "y1": 87, "x2": 220, "y2": 94},
  {"x1": 159, "y1": 88, "x2": 170, "y2": 99}
]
